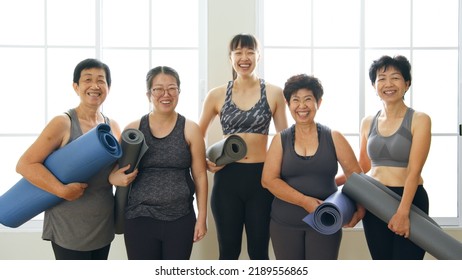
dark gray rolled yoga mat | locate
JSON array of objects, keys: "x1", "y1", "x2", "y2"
[
  {"x1": 343, "y1": 172, "x2": 462, "y2": 260},
  {"x1": 114, "y1": 128, "x2": 148, "y2": 234},
  {"x1": 206, "y1": 135, "x2": 247, "y2": 166}
]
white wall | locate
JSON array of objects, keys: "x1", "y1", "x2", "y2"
[{"x1": 1, "y1": 0, "x2": 461, "y2": 260}]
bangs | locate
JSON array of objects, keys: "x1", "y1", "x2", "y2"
[{"x1": 229, "y1": 34, "x2": 258, "y2": 51}]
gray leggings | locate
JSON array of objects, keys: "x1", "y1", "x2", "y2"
[{"x1": 270, "y1": 220, "x2": 342, "y2": 260}]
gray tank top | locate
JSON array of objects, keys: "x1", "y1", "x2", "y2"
[
  {"x1": 271, "y1": 123, "x2": 339, "y2": 228},
  {"x1": 42, "y1": 108, "x2": 115, "y2": 251},
  {"x1": 125, "y1": 113, "x2": 195, "y2": 221},
  {"x1": 367, "y1": 108, "x2": 413, "y2": 168}
]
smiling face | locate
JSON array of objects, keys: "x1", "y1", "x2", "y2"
[
  {"x1": 374, "y1": 66, "x2": 410, "y2": 102},
  {"x1": 149, "y1": 73, "x2": 179, "y2": 113},
  {"x1": 288, "y1": 89, "x2": 321, "y2": 125},
  {"x1": 229, "y1": 44, "x2": 260, "y2": 77},
  {"x1": 73, "y1": 67, "x2": 109, "y2": 107}
]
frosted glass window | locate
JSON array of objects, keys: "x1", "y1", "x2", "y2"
[
  {"x1": 0, "y1": 0, "x2": 45, "y2": 45},
  {"x1": 263, "y1": 0, "x2": 311, "y2": 47},
  {"x1": 413, "y1": 0, "x2": 459, "y2": 47},
  {"x1": 102, "y1": 0, "x2": 150, "y2": 47},
  {"x1": 0, "y1": 48, "x2": 45, "y2": 134},
  {"x1": 151, "y1": 0, "x2": 199, "y2": 48},
  {"x1": 47, "y1": 0, "x2": 95, "y2": 46},
  {"x1": 313, "y1": 0, "x2": 360, "y2": 47},
  {"x1": 365, "y1": 0, "x2": 411, "y2": 48}
]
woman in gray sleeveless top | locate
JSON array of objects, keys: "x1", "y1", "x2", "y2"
[
  {"x1": 16, "y1": 58, "x2": 137, "y2": 259},
  {"x1": 262, "y1": 74, "x2": 364, "y2": 260}
]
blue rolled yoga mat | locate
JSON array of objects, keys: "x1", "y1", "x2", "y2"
[
  {"x1": 302, "y1": 187, "x2": 356, "y2": 235},
  {"x1": 0, "y1": 123, "x2": 122, "y2": 228},
  {"x1": 343, "y1": 172, "x2": 462, "y2": 260},
  {"x1": 114, "y1": 128, "x2": 148, "y2": 234}
]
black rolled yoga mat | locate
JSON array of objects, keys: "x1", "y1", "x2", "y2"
[
  {"x1": 206, "y1": 135, "x2": 247, "y2": 166},
  {"x1": 0, "y1": 124, "x2": 122, "y2": 228},
  {"x1": 114, "y1": 128, "x2": 148, "y2": 234},
  {"x1": 343, "y1": 173, "x2": 462, "y2": 260}
]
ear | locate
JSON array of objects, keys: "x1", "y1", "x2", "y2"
[
  {"x1": 73, "y1": 83, "x2": 79, "y2": 95},
  {"x1": 316, "y1": 98, "x2": 323, "y2": 109}
]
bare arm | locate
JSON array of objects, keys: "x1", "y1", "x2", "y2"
[
  {"x1": 185, "y1": 119, "x2": 208, "y2": 242},
  {"x1": 15, "y1": 115, "x2": 88, "y2": 201},
  {"x1": 267, "y1": 84, "x2": 288, "y2": 133}
]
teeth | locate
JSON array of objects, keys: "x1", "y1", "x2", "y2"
[
  {"x1": 160, "y1": 100, "x2": 171, "y2": 104},
  {"x1": 88, "y1": 92, "x2": 101, "y2": 96}
]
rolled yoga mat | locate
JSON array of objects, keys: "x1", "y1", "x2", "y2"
[
  {"x1": 343, "y1": 172, "x2": 462, "y2": 260},
  {"x1": 302, "y1": 187, "x2": 356, "y2": 235},
  {"x1": 206, "y1": 135, "x2": 247, "y2": 166},
  {"x1": 0, "y1": 123, "x2": 122, "y2": 228},
  {"x1": 114, "y1": 128, "x2": 148, "y2": 234}
]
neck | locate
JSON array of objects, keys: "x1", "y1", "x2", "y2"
[
  {"x1": 75, "y1": 105, "x2": 101, "y2": 122},
  {"x1": 382, "y1": 102, "x2": 407, "y2": 118},
  {"x1": 150, "y1": 111, "x2": 177, "y2": 123}
]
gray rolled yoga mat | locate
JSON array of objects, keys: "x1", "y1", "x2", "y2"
[
  {"x1": 343, "y1": 173, "x2": 462, "y2": 260},
  {"x1": 206, "y1": 135, "x2": 247, "y2": 166},
  {"x1": 114, "y1": 128, "x2": 148, "y2": 234},
  {"x1": 302, "y1": 187, "x2": 356, "y2": 235}
]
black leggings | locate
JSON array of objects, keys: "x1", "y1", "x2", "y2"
[
  {"x1": 51, "y1": 242, "x2": 110, "y2": 260},
  {"x1": 211, "y1": 162, "x2": 274, "y2": 260},
  {"x1": 124, "y1": 211, "x2": 196, "y2": 260},
  {"x1": 362, "y1": 185, "x2": 429, "y2": 260}
]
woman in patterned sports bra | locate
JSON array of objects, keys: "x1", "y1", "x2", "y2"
[
  {"x1": 199, "y1": 33, "x2": 288, "y2": 259},
  {"x1": 358, "y1": 55, "x2": 432, "y2": 259}
]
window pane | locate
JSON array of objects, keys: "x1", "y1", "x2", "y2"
[
  {"x1": 151, "y1": 50, "x2": 200, "y2": 121},
  {"x1": 263, "y1": 48, "x2": 312, "y2": 91},
  {"x1": 365, "y1": 0, "x2": 411, "y2": 47},
  {"x1": 413, "y1": 0, "x2": 459, "y2": 47},
  {"x1": 412, "y1": 50, "x2": 458, "y2": 133},
  {"x1": 102, "y1": 0, "x2": 150, "y2": 47},
  {"x1": 47, "y1": 48, "x2": 97, "y2": 120},
  {"x1": 0, "y1": 0, "x2": 44, "y2": 45},
  {"x1": 0, "y1": 48, "x2": 45, "y2": 134},
  {"x1": 263, "y1": 0, "x2": 311, "y2": 47},
  {"x1": 314, "y1": 49, "x2": 359, "y2": 133},
  {"x1": 313, "y1": 0, "x2": 360, "y2": 47},
  {"x1": 424, "y1": 136, "x2": 458, "y2": 217},
  {"x1": 0, "y1": 137, "x2": 36, "y2": 196},
  {"x1": 102, "y1": 49, "x2": 151, "y2": 129},
  {"x1": 47, "y1": 0, "x2": 95, "y2": 46},
  {"x1": 151, "y1": 0, "x2": 198, "y2": 48}
]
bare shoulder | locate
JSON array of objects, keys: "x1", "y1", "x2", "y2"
[
  {"x1": 265, "y1": 82, "x2": 283, "y2": 95},
  {"x1": 124, "y1": 119, "x2": 142, "y2": 130},
  {"x1": 412, "y1": 110, "x2": 431, "y2": 124}
]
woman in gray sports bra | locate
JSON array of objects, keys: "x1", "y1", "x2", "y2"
[
  {"x1": 359, "y1": 55, "x2": 431, "y2": 259},
  {"x1": 261, "y1": 74, "x2": 364, "y2": 260}
]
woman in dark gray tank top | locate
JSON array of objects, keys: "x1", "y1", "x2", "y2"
[
  {"x1": 262, "y1": 74, "x2": 364, "y2": 260},
  {"x1": 121, "y1": 66, "x2": 208, "y2": 260}
]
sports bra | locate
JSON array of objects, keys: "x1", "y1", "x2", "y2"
[
  {"x1": 219, "y1": 79, "x2": 272, "y2": 135},
  {"x1": 367, "y1": 108, "x2": 414, "y2": 168}
]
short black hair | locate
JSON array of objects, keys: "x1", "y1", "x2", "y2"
[{"x1": 73, "y1": 58, "x2": 111, "y2": 87}]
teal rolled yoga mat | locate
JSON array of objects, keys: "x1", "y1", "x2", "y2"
[
  {"x1": 0, "y1": 123, "x2": 122, "y2": 228},
  {"x1": 206, "y1": 135, "x2": 247, "y2": 166},
  {"x1": 343, "y1": 173, "x2": 462, "y2": 260},
  {"x1": 303, "y1": 187, "x2": 356, "y2": 235},
  {"x1": 114, "y1": 128, "x2": 148, "y2": 234}
]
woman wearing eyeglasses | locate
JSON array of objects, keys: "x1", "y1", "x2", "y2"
[{"x1": 121, "y1": 66, "x2": 208, "y2": 260}]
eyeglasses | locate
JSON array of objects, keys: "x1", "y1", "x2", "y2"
[{"x1": 150, "y1": 86, "x2": 180, "y2": 97}]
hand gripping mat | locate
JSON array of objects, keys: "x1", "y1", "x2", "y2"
[
  {"x1": 303, "y1": 187, "x2": 356, "y2": 235},
  {"x1": 114, "y1": 128, "x2": 148, "y2": 234},
  {"x1": 343, "y1": 173, "x2": 462, "y2": 260},
  {"x1": 206, "y1": 135, "x2": 247, "y2": 166},
  {"x1": 0, "y1": 123, "x2": 122, "y2": 228}
]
